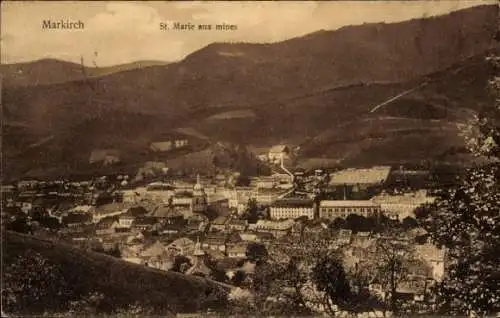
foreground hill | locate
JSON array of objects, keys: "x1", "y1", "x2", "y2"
[
  {"x1": 1, "y1": 231, "x2": 229, "y2": 316},
  {"x1": 1, "y1": 5, "x2": 498, "y2": 178}
]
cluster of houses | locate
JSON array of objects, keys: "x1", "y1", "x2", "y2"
[{"x1": 2, "y1": 155, "x2": 445, "y2": 309}]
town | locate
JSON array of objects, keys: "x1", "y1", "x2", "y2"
[{"x1": 2, "y1": 143, "x2": 448, "y2": 315}]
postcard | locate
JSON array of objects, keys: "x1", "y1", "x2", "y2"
[{"x1": 1, "y1": 1, "x2": 499, "y2": 317}]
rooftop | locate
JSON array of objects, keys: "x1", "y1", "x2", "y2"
[
  {"x1": 272, "y1": 198, "x2": 314, "y2": 208},
  {"x1": 133, "y1": 217, "x2": 158, "y2": 226},
  {"x1": 371, "y1": 190, "x2": 436, "y2": 204},
  {"x1": 329, "y1": 166, "x2": 391, "y2": 185},
  {"x1": 320, "y1": 200, "x2": 380, "y2": 207},
  {"x1": 212, "y1": 216, "x2": 229, "y2": 225}
]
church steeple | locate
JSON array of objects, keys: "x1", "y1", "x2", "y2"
[
  {"x1": 186, "y1": 236, "x2": 211, "y2": 277},
  {"x1": 193, "y1": 173, "x2": 204, "y2": 194},
  {"x1": 192, "y1": 173, "x2": 207, "y2": 213},
  {"x1": 193, "y1": 236, "x2": 205, "y2": 257}
]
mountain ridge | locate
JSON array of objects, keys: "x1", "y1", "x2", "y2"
[
  {"x1": 1, "y1": 4, "x2": 498, "y2": 179},
  {"x1": 0, "y1": 59, "x2": 170, "y2": 88}
]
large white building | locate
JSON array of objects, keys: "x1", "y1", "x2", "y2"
[
  {"x1": 270, "y1": 198, "x2": 315, "y2": 220},
  {"x1": 319, "y1": 200, "x2": 381, "y2": 219},
  {"x1": 249, "y1": 219, "x2": 295, "y2": 238},
  {"x1": 371, "y1": 190, "x2": 436, "y2": 220}
]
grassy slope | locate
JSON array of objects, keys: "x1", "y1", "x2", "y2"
[{"x1": 1, "y1": 231, "x2": 229, "y2": 316}]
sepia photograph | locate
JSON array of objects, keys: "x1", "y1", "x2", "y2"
[{"x1": 1, "y1": 0, "x2": 499, "y2": 316}]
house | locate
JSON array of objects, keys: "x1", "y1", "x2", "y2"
[
  {"x1": 202, "y1": 233, "x2": 227, "y2": 253},
  {"x1": 166, "y1": 237, "x2": 196, "y2": 257},
  {"x1": 118, "y1": 213, "x2": 135, "y2": 228},
  {"x1": 395, "y1": 275, "x2": 432, "y2": 302},
  {"x1": 239, "y1": 231, "x2": 259, "y2": 243},
  {"x1": 371, "y1": 190, "x2": 436, "y2": 220},
  {"x1": 19, "y1": 201, "x2": 33, "y2": 214},
  {"x1": 120, "y1": 238, "x2": 144, "y2": 260},
  {"x1": 207, "y1": 196, "x2": 230, "y2": 216},
  {"x1": 217, "y1": 258, "x2": 244, "y2": 279},
  {"x1": 227, "y1": 242, "x2": 248, "y2": 259},
  {"x1": 132, "y1": 216, "x2": 159, "y2": 232},
  {"x1": 250, "y1": 219, "x2": 295, "y2": 238},
  {"x1": 211, "y1": 215, "x2": 229, "y2": 232},
  {"x1": 62, "y1": 212, "x2": 93, "y2": 228},
  {"x1": 172, "y1": 192, "x2": 194, "y2": 215},
  {"x1": 71, "y1": 205, "x2": 94, "y2": 214},
  {"x1": 100, "y1": 237, "x2": 121, "y2": 251},
  {"x1": 253, "y1": 188, "x2": 287, "y2": 205},
  {"x1": 337, "y1": 229, "x2": 353, "y2": 246},
  {"x1": 227, "y1": 219, "x2": 248, "y2": 232},
  {"x1": 127, "y1": 206, "x2": 149, "y2": 218},
  {"x1": 319, "y1": 200, "x2": 381, "y2": 219},
  {"x1": 160, "y1": 216, "x2": 186, "y2": 235},
  {"x1": 254, "y1": 232, "x2": 274, "y2": 243},
  {"x1": 120, "y1": 187, "x2": 147, "y2": 203},
  {"x1": 351, "y1": 232, "x2": 374, "y2": 249},
  {"x1": 255, "y1": 177, "x2": 276, "y2": 189},
  {"x1": 149, "y1": 138, "x2": 189, "y2": 153},
  {"x1": 95, "y1": 216, "x2": 120, "y2": 235},
  {"x1": 144, "y1": 183, "x2": 175, "y2": 203},
  {"x1": 66, "y1": 235, "x2": 101, "y2": 250},
  {"x1": 302, "y1": 223, "x2": 327, "y2": 237},
  {"x1": 270, "y1": 198, "x2": 315, "y2": 220},
  {"x1": 150, "y1": 141, "x2": 174, "y2": 152},
  {"x1": 93, "y1": 202, "x2": 130, "y2": 223},
  {"x1": 415, "y1": 243, "x2": 447, "y2": 282},
  {"x1": 224, "y1": 187, "x2": 254, "y2": 214},
  {"x1": 139, "y1": 241, "x2": 172, "y2": 271},
  {"x1": 185, "y1": 219, "x2": 205, "y2": 233},
  {"x1": 268, "y1": 145, "x2": 290, "y2": 164},
  {"x1": 151, "y1": 205, "x2": 179, "y2": 219},
  {"x1": 140, "y1": 241, "x2": 167, "y2": 258},
  {"x1": 205, "y1": 249, "x2": 226, "y2": 261}
]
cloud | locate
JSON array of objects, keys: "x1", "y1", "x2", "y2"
[{"x1": 87, "y1": 3, "x2": 162, "y2": 33}]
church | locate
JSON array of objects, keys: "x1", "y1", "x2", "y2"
[{"x1": 192, "y1": 174, "x2": 208, "y2": 214}]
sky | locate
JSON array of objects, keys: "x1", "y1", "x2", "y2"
[{"x1": 1, "y1": 1, "x2": 497, "y2": 66}]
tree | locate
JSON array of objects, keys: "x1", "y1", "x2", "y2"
[
  {"x1": 350, "y1": 230, "x2": 423, "y2": 315},
  {"x1": 373, "y1": 235, "x2": 415, "y2": 315},
  {"x1": 329, "y1": 217, "x2": 346, "y2": 230},
  {"x1": 2, "y1": 251, "x2": 71, "y2": 314},
  {"x1": 38, "y1": 216, "x2": 61, "y2": 231},
  {"x1": 246, "y1": 243, "x2": 268, "y2": 263},
  {"x1": 420, "y1": 164, "x2": 500, "y2": 315},
  {"x1": 344, "y1": 214, "x2": 377, "y2": 232},
  {"x1": 230, "y1": 270, "x2": 246, "y2": 287},
  {"x1": 401, "y1": 216, "x2": 418, "y2": 230},
  {"x1": 242, "y1": 198, "x2": 259, "y2": 223},
  {"x1": 5, "y1": 216, "x2": 32, "y2": 234},
  {"x1": 311, "y1": 253, "x2": 352, "y2": 315},
  {"x1": 418, "y1": 54, "x2": 500, "y2": 316}
]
